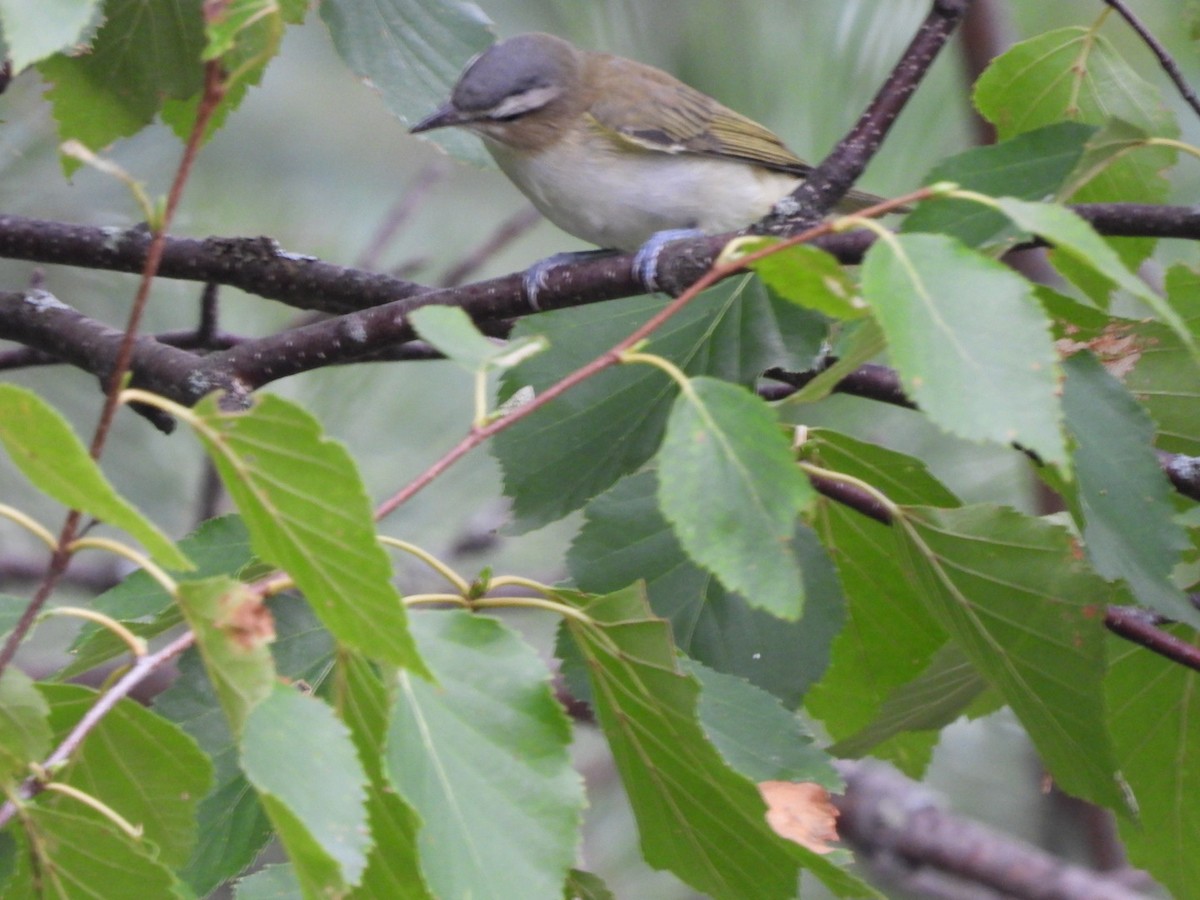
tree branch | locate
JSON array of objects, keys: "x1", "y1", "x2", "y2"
[
  {"x1": 1101, "y1": 0, "x2": 1200, "y2": 121},
  {"x1": 836, "y1": 759, "x2": 1155, "y2": 900}
]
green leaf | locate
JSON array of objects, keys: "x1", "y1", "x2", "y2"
[
  {"x1": 337, "y1": 653, "x2": 432, "y2": 900},
  {"x1": 0, "y1": 384, "x2": 191, "y2": 570},
  {"x1": 994, "y1": 198, "x2": 1196, "y2": 356},
  {"x1": 192, "y1": 392, "x2": 427, "y2": 674},
  {"x1": 236, "y1": 863, "x2": 303, "y2": 899},
  {"x1": 563, "y1": 585, "x2": 876, "y2": 899},
  {"x1": 0, "y1": 668, "x2": 51, "y2": 784},
  {"x1": 0, "y1": 0, "x2": 102, "y2": 71},
  {"x1": 40, "y1": 683, "x2": 214, "y2": 870},
  {"x1": 320, "y1": 0, "x2": 495, "y2": 165},
  {"x1": 241, "y1": 685, "x2": 371, "y2": 895},
  {"x1": 658, "y1": 377, "x2": 814, "y2": 619},
  {"x1": 802, "y1": 431, "x2": 955, "y2": 776},
  {"x1": 569, "y1": 471, "x2": 842, "y2": 706},
  {"x1": 7, "y1": 804, "x2": 179, "y2": 898},
  {"x1": 63, "y1": 515, "x2": 253, "y2": 680},
  {"x1": 780, "y1": 318, "x2": 886, "y2": 406},
  {"x1": 495, "y1": 281, "x2": 801, "y2": 532},
  {"x1": 1126, "y1": 266, "x2": 1200, "y2": 456},
  {"x1": 1107, "y1": 628, "x2": 1200, "y2": 900},
  {"x1": 973, "y1": 27, "x2": 1178, "y2": 207},
  {"x1": 861, "y1": 233, "x2": 1067, "y2": 467},
  {"x1": 902, "y1": 122, "x2": 1096, "y2": 246},
  {"x1": 386, "y1": 611, "x2": 583, "y2": 900},
  {"x1": 37, "y1": 0, "x2": 206, "y2": 170},
  {"x1": 175, "y1": 576, "x2": 277, "y2": 735},
  {"x1": 1061, "y1": 353, "x2": 1199, "y2": 628},
  {"x1": 410, "y1": 305, "x2": 504, "y2": 370},
  {"x1": 564, "y1": 868, "x2": 614, "y2": 900},
  {"x1": 687, "y1": 661, "x2": 840, "y2": 789},
  {"x1": 734, "y1": 240, "x2": 865, "y2": 319},
  {"x1": 895, "y1": 505, "x2": 1126, "y2": 810},
  {"x1": 155, "y1": 647, "x2": 271, "y2": 896},
  {"x1": 831, "y1": 644, "x2": 990, "y2": 758}
]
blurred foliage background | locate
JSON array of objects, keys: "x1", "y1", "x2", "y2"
[{"x1": 0, "y1": 0, "x2": 1195, "y2": 894}]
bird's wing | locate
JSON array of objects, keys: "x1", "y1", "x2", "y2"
[{"x1": 586, "y1": 54, "x2": 811, "y2": 176}]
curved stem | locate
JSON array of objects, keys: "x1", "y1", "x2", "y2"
[
  {"x1": 68, "y1": 536, "x2": 177, "y2": 596},
  {"x1": 42, "y1": 607, "x2": 146, "y2": 658},
  {"x1": 0, "y1": 503, "x2": 57, "y2": 550},
  {"x1": 38, "y1": 781, "x2": 144, "y2": 839},
  {"x1": 379, "y1": 536, "x2": 470, "y2": 595}
]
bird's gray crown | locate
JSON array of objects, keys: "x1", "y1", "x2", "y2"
[{"x1": 452, "y1": 33, "x2": 578, "y2": 115}]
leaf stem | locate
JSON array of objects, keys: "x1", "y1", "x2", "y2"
[
  {"x1": 379, "y1": 536, "x2": 471, "y2": 594},
  {"x1": 42, "y1": 607, "x2": 147, "y2": 658},
  {"x1": 0, "y1": 503, "x2": 57, "y2": 550},
  {"x1": 37, "y1": 781, "x2": 144, "y2": 839},
  {"x1": 67, "y1": 536, "x2": 177, "y2": 596}
]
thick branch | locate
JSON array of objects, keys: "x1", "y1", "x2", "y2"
[{"x1": 836, "y1": 759, "x2": 1154, "y2": 900}]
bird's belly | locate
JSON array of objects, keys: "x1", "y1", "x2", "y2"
[{"x1": 487, "y1": 139, "x2": 799, "y2": 252}]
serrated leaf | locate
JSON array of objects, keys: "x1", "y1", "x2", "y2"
[
  {"x1": 0, "y1": 384, "x2": 191, "y2": 570},
  {"x1": 895, "y1": 505, "x2": 1126, "y2": 810},
  {"x1": 861, "y1": 233, "x2": 1067, "y2": 467},
  {"x1": 569, "y1": 471, "x2": 842, "y2": 706},
  {"x1": 36, "y1": 0, "x2": 206, "y2": 170},
  {"x1": 386, "y1": 611, "x2": 583, "y2": 900},
  {"x1": 995, "y1": 198, "x2": 1196, "y2": 357},
  {"x1": 494, "y1": 280, "x2": 802, "y2": 532},
  {"x1": 7, "y1": 804, "x2": 180, "y2": 898},
  {"x1": 337, "y1": 653, "x2": 432, "y2": 900},
  {"x1": 973, "y1": 27, "x2": 1178, "y2": 208},
  {"x1": 410, "y1": 305, "x2": 504, "y2": 370},
  {"x1": 155, "y1": 647, "x2": 271, "y2": 896},
  {"x1": 192, "y1": 392, "x2": 427, "y2": 674},
  {"x1": 63, "y1": 515, "x2": 253, "y2": 680},
  {"x1": 564, "y1": 868, "x2": 614, "y2": 900},
  {"x1": 39, "y1": 684, "x2": 213, "y2": 870},
  {"x1": 0, "y1": 0, "x2": 102, "y2": 71},
  {"x1": 658, "y1": 377, "x2": 814, "y2": 619},
  {"x1": 687, "y1": 661, "x2": 840, "y2": 789},
  {"x1": 241, "y1": 685, "x2": 371, "y2": 894},
  {"x1": 0, "y1": 668, "x2": 51, "y2": 784},
  {"x1": 1061, "y1": 353, "x2": 1199, "y2": 628},
  {"x1": 802, "y1": 431, "x2": 955, "y2": 776},
  {"x1": 175, "y1": 576, "x2": 277, "y2": 735},
  {"x1": 902, "y1": 122, "x2": 1096, "y2": 246},
  {"x1": 781, "y1": 318, "x2": 886, "y2": 406},
  {"x1": 1107, "y1": 628, "x2": 1200, "y2": 900},
  {"x1": 320, "y1": 0, "x2": 495, "y2": 165},
  {"x1": 563, "y1": 586, "x2": 875, "y2": 898}
]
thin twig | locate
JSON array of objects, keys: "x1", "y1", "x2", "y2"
[
  {"x1": 1102, "y1": 0, "x2": 1200, "y2": 121},
  {"x1": 0, "y1": 62, "x2": 227, "y2": 678},
  {"x1": 355, "y1": 161, "x2": 448, "y2": 271}
]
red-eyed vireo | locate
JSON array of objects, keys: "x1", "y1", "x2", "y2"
[{"x1": 412, "y1": 32, "x2": 886, "y2": 297}]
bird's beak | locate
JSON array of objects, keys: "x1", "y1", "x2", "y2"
[{"x1": 410, "y1": 103, "x2": 470, "y2": 134}]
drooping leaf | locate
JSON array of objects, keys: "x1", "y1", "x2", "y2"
[
  {"x1": 337, "y1": 653, "x2": 432, "y2": 900},
  {"x1": 175, "y1": 575, "x2": 277, "y2": 736},
  {"x1": 569, "y1": 470, "x2": 842, "y2": 706},
  {"x1": 802, "y1": 431, "x2": 956, "y2": 776},
  {"x1": 235, "y1": 863, "x2": 302, "y2": 899},
  {"x1": 902, "y1": 122, "x2": 1096, "y2": 246},
  {"x1": 192, "y1": 392, "x2": 426, "y2": 674},
  {"x1": 562, "y1": 585, "x2": 876, "y2": 899},
  {"x1": 494, "y1": 280, "x2": 803, "y2": 532},
  {"x1": 658, "y1": 376, "x2": 814, "y2": 619},
  {"x1": 1107, "y1": 628, "x2": 1200, "y2": 900},
  {"x1": 895, "y1": 505, "x2": 1126, "y2": 810},
  {"x1": 732, "y1": 240, "x2": 866, "y2": 319},
  {"x1": 861, "y1": 233, "x2": 1067, "y2": 467},
  {"x1": 40, "y1": 684, "x2": 214, "y2": 870},
  {"x1": 320, "y1": 0, "x2": 495, "y2": 165},
  {"x1": 563, "y1": 868, "x2": 615, "y2": 900},
  {"x1": 386, "y1": 611, "x2": 583, "y2": 900},
  {"x1": 1061, "y1": 353, "x2": 1198, "y2": 628},
  {"x1": 241, "y1": 685, "x2": 372, "y2": 895},
  {"x1": 0, "y1": 384, "x2": 191, "y2": 570},
  {"x1": 37, "y1": 0, "x2": 206, "y2": 170}
]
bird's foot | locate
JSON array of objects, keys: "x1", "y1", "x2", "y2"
[
  {"x1": 631, "y1": 228, "x2": 705, "y2": 294},
  {"x1": 522, "y1": 249, "x2": 616, "y2": 310}
]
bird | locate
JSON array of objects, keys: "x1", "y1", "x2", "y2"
[{"x1": 411, "y1": 32, "x2": 887, "y2": 301}]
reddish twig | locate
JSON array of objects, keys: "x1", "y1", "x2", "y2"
[{"x1": 1102, "y1": 0, "x2": 1200, "y2": 121}]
